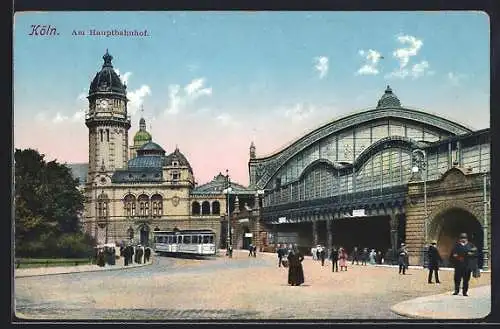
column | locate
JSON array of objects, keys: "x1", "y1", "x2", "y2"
[
  {"x1": 389, "y1": 212, "x2": 399, "y2": 265},
  {"x1": 312, "y1": 215, "x2": 319, "y2": 246},
  {"x1": 326, "y1": 213, "x2": 333, "y2": 249}
]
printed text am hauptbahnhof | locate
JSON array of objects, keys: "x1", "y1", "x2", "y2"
[{"x1": 87, "y1": 29, "x2": 149, "y2": 37}]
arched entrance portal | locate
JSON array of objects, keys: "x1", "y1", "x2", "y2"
[
  {"x1": 242, "y1": 226, "x2": 252, "y2": 250},
  {"x1": 431, "y1": 208, "x2": 483, "y2": 268},
  {"x1": 140, "y1": 225, "x2": 150, "y2": 247}
]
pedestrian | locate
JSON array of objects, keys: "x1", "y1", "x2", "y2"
[
  {"x1": 228, "y1": 245, "x2": 233, "y2": 258},
  {"x1": 311, "y1": 246, "x2": 317, "y2": 260},
  {"x1": 398, "y1": 243, "x2": 408, "y2": 275},
  {"x1": 338, "y1": 247, "x2": 348, "y2": 271},
  {"x1": 287, "y1": 245, "x2": 305, "y2": 286},
  {"x1": 376, "y1": 251, "x2": 383, "y2": 264},
  {"x1": 109, "y1": 247, "x2": 116, "y2": 265},
  {"x1": 144, "y1": 247, "x2": 151, "y2": 263},
  {"x1": 97, "y1": 249, "x2": 105, "y2": 267},
  {"x1": 123, "y1": 245, "x2": 129, "y2": 266},
  {"x1": 369, "y1": 249, "x2": 376, "y2": 265},
  {"x1": 449, "y1": 233, "x2": 477, "y2": 296},
  {"x1": 361, "y1": 248, "x2": 368, "y2": 265},
  {"x1": 253, "y1": 245, "x2": 257, "y2": 257},
  {"x1": 128, "y1": 245, "x2": 134, "y2": 264},
  {"x1": 277, "y1": 245, "x2": 284, "y2": 267},
  {"x1": 351, "y1": 247, "x2": 359, "y2": 265},
  {"x1": 248, "y1": 244, "x2": 253, "y2": 257},
  {"x1": 316, "y1": 247, "x2": 321, "y2": 261},
  {"x1": 427, "y1": 240, "x2": 442, "y2": 284},
  {"x1": 320, "y1": 247, "x2": 326, "y2": 266},
  {"x1": 330, "y1": 246, "x2": 339, "y2": 272}
]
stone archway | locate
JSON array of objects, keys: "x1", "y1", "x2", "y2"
[
  {"x1": 429, "y1": 207, "x2": 483, "y2": 268},
  {"x1": 139, "y1": 224, "x2": 150, "y2": 247}
]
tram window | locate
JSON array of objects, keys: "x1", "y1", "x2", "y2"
[
  {"x1": 183, "y1": 235, "x2": 191, "y2": 244},
  {"x1": 209, "y1": 236, "x2": 214, "y2": 244},
  {"x1": 192, "y1": 236, "x2": 198, "y2": 244},
  {"x1": 203, "y1": 236, "x2": 209, "y2": 244},
  {"x1": 167, "y1": 236, "x2": 172, "y2": 244},
  {"x1": 178, "y1": 236, "x2": 182, "y2": 244},
  {"x1": 199, "y1": 235, "x2": 202, "y2": 244}
]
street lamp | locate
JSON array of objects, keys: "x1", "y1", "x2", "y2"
[
  {"x1": 223, "y1": 169, "x2": 233, "y2": 257},
  {"x1": 412, "y1": 149, "x2": 428, "y2": 267}
]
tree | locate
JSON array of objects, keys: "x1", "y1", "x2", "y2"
[{"x1": 15, "y1": 148, "x2": 94, "y2": 257}]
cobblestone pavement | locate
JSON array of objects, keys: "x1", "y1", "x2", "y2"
[{"x1": 14, "y1": 250, "x2": 491, "y2": 321}]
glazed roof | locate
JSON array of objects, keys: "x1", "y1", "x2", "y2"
[
  {"x1": 89, "y1": 50, "x2": 127, "y2": 96},
  {"x1": 137, "y1": 142, "x2": 166, "y2": 155},
  {"x1": 164, "y1": 147, "x2": 193, "y2": 173},
  {"x1": 192, "y1": 172, "x2": 255, "y2": 195},
  {"x1": 127, "y1": 155, "x2": 164, "y2": 168}
]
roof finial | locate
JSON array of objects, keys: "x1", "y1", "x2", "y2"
[{"x1": 103, "y1": 49, "x2": 113, "y2": 67}]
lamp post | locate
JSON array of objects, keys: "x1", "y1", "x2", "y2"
[
  {"x1": 223, "y1": 169, "x2": 233, "y2": 257},
  {"x1": 412, "y1": 149, "x2": 428, "y2": 267},
  {"x1": 482, "y1": 171, "x2": 489, "y2": 270}
]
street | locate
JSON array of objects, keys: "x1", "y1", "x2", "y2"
[{"x1": 15, "y1": 250, "x2": 491, "y2": 320}]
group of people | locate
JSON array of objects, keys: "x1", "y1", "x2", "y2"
[
  {"x1": 350, "y1": 247, "x2": 385, "y2": 266},
  {"x1": 119, "y1": 244, "x2": 152, "y2": 266},
  {"x1": 94, "y1": 246, "x2": 116, "y2": 267},
  {"x1": 247, "y1": 244, "x2": 257, "y2": 257}
]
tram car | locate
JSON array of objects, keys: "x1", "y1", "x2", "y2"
[{"x1": 152, "y1": 229, "x2": 217, "y2": 256}]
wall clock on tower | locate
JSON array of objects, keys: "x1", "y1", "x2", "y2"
[{"x1": 98, "y1": 99, "x2": 109, "y2": 110}]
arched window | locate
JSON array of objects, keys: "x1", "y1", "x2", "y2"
[
  {"x1": 192, "y1": 201, "x2": 201, "y2": 215},
  {"x1": 151, "y1": 194, "x2": 163, "y2": 217},
  {"x1": 211, "y1": 201, "x2": 220, "y2": 215},
  {"x1": 201, "y1": 201, "x2": 210, "y2": 216},
  {"x1": 97, "y1": 193, "x2": 109, "y2": 218},
  {"x1": 123, "y1": 194, "x2": 136, "y2": 217},
  {"x1": 137, "y1": 194, "x2": 149, "y2": 217}
]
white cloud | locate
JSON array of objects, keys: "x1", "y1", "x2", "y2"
[
  {"x1": 356, "y1": 49, "x2": 382, "y2": 75},
  {"x1": 35, "y1": 112, "x2": 48, "y2": 122},
  {"x1": 393, "y1": 35, "x2": 423, "y2": 69},
  {"x1": 127, "y1": 85, "x2": 152, "y2": 115},
  {"x1": 385, "y1": 35, "x2": 427, "y2": 79},
  {"x1": 72, "y1": 109, "x2": 86, "y2": 122},
  {"x1": 52, "y1": 112, "x2": 69, "y2": 123},
  {"x1": 314, "y1": 56, "x2": 329, "y2": 79},
  {"x1": 77, "y1": 92, "x2": 87, "y2": 101},
  {"x1": 448, "y1": 72, "x2": 467, "y2": 86},
  {"x1": 115, "y1": 68, "x2": 132, "y2": 85},
  {"x1": 284, "y1": 103, "x2": 315, "y2": 122},
  {"x1": 165, "y1": 77, "x2": 213, "y2": 115}
]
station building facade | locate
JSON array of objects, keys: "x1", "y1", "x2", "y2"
[
  {"x1": 249, "y1": 86, "x2": 491, "y2": 268},
  {"x1": 82, "y1": 51, "x2": 258, "y2": 248}
]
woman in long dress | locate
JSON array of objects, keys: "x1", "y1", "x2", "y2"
[
  {"x1": 338, "y1": 247, "x2": 348, "y2": 271},
  {"x1": 369, "y1": 249, "x2": 376, "y2": 265},
  {"x1": 287, "y1": 246, "x2": 305, "y2": 286}
]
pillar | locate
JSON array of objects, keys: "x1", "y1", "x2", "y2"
[
  {"x1": 389, "y1": 212, "x2": 398, "y2": 265},
  {"x1": 312, "y1": 215, "x2": 319, "y2": 246},
  {"x1": 326, "y1": 214, "x2": 332, "y2": 248}
]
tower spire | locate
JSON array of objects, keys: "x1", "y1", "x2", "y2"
[{"x1": 102, "y1": 49, "x2": 113, "y2": 67}]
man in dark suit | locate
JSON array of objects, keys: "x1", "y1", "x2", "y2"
[
  {"x1": 320, "y1": 247, "x2": 326, "y2": 266},
  {"x1": 277, "y1": 245, "x2": 284, "y2": 267},
  {"x1": 450, "y1": 233, "x2": 477, "y2": 296},
  {"x1": 427, "y1": 240, "x2": 442, "y2": 284},
  {"x1": 330, "y1": 246, "x2": 339, "y2": 272}
]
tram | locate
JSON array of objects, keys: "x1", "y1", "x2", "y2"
[{"x1": 152, "y1": 229, "x2": 217, "y2": 256}]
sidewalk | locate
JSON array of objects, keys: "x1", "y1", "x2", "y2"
[
  {"x1": 15, "y1": 259, "x2": 152, "y2": 278},
  {"x1": 391, "y1": 285, "x2": 491, "y2": 319}
]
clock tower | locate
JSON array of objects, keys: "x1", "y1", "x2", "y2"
[{"x1": 85, "y1": 50, "x2": 131, "y2": 185}]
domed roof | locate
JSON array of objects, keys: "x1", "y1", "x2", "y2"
[
  {"x1": 377, "y1": 85, "x2": 401, "y2": 108},
  {"x1": 134, "y1": 130, "x2": 152, "y2": 142},
  {"x1": 89, "y1": 50, "x2": 127, "y2": 96},
  {"x1": 164, "y1": 147, "x2": 193, "y2": 173},
  {"x1": 137, "y1": 141, "x2": 166, "y2": 156}
]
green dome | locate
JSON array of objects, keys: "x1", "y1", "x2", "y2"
[{"x1": 133, "y1": 130, "x2": 152, "y2": 142}]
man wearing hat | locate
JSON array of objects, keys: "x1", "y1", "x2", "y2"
[
  {"x1": 449, "y1": 233, "x2": 477, "y2": 296},
  {"x1": 398, "y1": 243, "x2": 408, "y2": 275},
  {"x1": 427, "y1": 240, "x2": 442, "y2": 284}
]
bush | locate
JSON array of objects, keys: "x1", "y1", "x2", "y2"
[{"x1": 56, "y1": 233, "x2": 95, "y2": 258}]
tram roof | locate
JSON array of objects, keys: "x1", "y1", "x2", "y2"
[{"x1": 153, "y1": 229, "x2": 215, "y2": 234}]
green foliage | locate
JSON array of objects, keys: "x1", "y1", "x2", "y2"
[{"x1": 15, "y1": 148, "x2": 94, "y2": 258}]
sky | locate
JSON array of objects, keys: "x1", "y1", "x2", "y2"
[{"x1": 13, "y1": 11, "x2": 490, "y2": 186}]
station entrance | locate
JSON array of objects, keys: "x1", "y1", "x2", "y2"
[{"x1": 331, "y1": 216, "x2": 392, "y2": 255}]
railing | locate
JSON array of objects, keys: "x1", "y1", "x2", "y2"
[
  {"x1": 262, "y1": 185, "x2": 407, "y2": 215},
  {"x1": 15, "y1": 258, "x2": 92, "y2": 269}
]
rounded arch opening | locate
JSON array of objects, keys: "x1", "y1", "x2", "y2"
[
  {"x1": 212, "y1": 201, "x2": 220, "y2": 215},
  {"x1": 192, "y1": 201, "x2": 201, "y2": 215},
  {"x1": 201, "y1": 201, "x2": 211, "y2": 215},
  {"x1": 430, "y1": 207, "x2": 483, "y2": 268}
]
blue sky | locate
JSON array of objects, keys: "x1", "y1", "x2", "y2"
[{"x1": 13, "y1": 11, "x2": 490, "y2": 185}]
